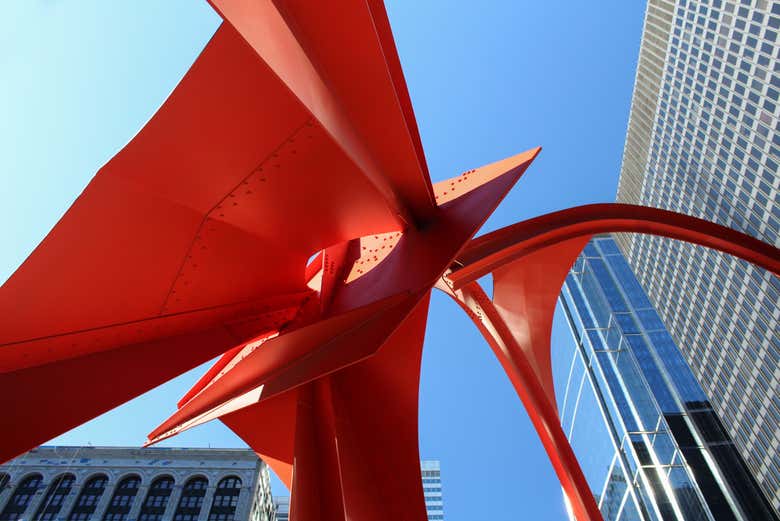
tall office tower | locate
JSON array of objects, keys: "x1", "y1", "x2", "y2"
[
  {"x1": 555, "y1": 235, "x2": 777, "y2": 521},
  {"x1": 420, "y1": 460, "x2": 443, "y2": 520},
  {"x1": 271, "y1": 497, "x2": 288, "y2": 521},
  {"x1": 0, "y1": 446, "x2": 275, "y2": 521},
  {"x1": 616, "y1": 0, "x2": 780, "y2": 512},
  {"x1": 272, "y1": 460, "x2": 443, "y2": 521}
]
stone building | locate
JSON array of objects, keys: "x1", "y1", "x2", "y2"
[{"x1": 0, "y1": 446, "x2": 274, "y2": 521}]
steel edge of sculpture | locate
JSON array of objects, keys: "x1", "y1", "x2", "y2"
[{"x1": 1, "y1": 2, "x2": 779, "y2": 521}]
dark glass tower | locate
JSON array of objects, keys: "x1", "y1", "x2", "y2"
[{"x1": 554, "y1": 235, "x2": 776, "y2": 521}]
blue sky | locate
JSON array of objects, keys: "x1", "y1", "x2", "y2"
[{"x1": 1, "y1": 1, "x2": 646, "y2": 519}]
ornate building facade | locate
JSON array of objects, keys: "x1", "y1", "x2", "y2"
[{"x1": 0, "y1": 447, "x2": 274, "y2": 521}]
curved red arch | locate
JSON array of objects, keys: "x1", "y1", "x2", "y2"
[
  {"x1": 449, "y1": 203, "x2": 780, "y2": 289},
  {"x1": 436, "y1": 277, "x2": 603, "y2": 521},
  {"x1": 440, "y1": 204, "x2": 779, "y2": 521}
]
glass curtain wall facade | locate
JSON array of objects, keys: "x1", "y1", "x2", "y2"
[
  {"x1": 554, "y1": 235, "x2": 776, "y2": 521},
  {"x1": 615, "y1": 0, "x2": 780, "y2": 511}
]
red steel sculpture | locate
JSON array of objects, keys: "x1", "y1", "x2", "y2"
[{"x1": 1, "y1": 2, "x2": 778, "y2": 521}]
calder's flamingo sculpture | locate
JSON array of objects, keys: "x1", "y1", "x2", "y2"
[{"x1": 1, "y1": 2, "x2": 778, "y2": 520}]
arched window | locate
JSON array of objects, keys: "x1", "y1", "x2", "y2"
[
  {"x1": 172, "y1": 477, "x2": 208, "y2": 521},
  {"x1": 68, "y1": 474, "x2": 108, "y2": 521},
  {"x1": 34, "y1": 473, "x2": 76, "y2": 521},
  {"x1": 207, "y1": 477, "x2": 242, "y2": 521},
  {"x1": 102, "y1": 475, "x2": 141, "y2": 521},
  {"x1": 138, "y1": 476, "x2": 174, "y2": 521},
  {"x1": 0, "y1": 473, "x2": 44, "y2": 521}
]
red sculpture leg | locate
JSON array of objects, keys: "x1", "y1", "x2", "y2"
[
  {"x1": 436, "y1": 273, "x2": 601, "y2": 521},
  {"x1": 219, "y1": 294, "x2": 431, "y2": 521},
  {"x1": 436, "y1": 204, "x2": 779, "y2": 521},
  {"x1": 289, "y1": 381, "x2": 346, "y2": 521},
  {"x1": 300, "y1": 295, "x2": 430, "y2": 521}
]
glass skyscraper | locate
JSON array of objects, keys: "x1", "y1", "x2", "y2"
[
  {"x1": 615, "y1": 0, "x2": 780, "y2": 511},
  {"x1": 554, "y1": 235, "x2": 776, "y2": 520}
]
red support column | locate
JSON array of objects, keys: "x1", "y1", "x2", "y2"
[
  {"x1": 437, "y1": 278, "x2": 603, "y2": 521},
  {"x1": 289, "y1": 381, "x2": 347, "y2": 521}
]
